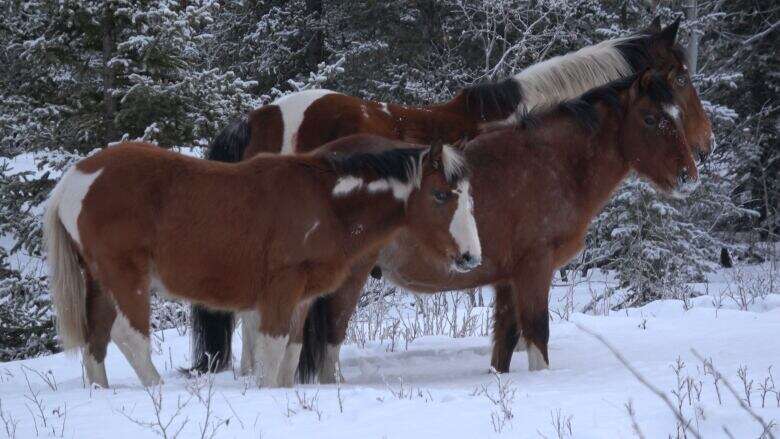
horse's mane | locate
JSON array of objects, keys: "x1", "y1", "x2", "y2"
[
  {"x1": 460, "y1": 78, "x2": 523, "y2": 121},
  {"x1": 614, "y1": 31, "x2": 688, "y2": 73},
  {"x1": 512, "y1": 72, "x2": 675, "y2": 133},
  {"x1": 327, "y1": 143, "x2": 468, "y2": 187},
  {"x1": 327, "y1": 147, "x2": 427, "y2": 186},
  {"x1": 464, "y1": 27, "x2": 687, "y2": 119}
]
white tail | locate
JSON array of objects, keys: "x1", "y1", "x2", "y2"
[{"x1": 43, "y1": 169, "x2": 87, "y2": 351}]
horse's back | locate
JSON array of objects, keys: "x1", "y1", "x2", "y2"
[{"x1": 245, "y1": 90, "x2": 399, "y2": 157}]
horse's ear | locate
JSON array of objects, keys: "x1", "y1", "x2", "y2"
[
  {"x1": 647, "y1": 16, "x2": 662, "y2": 33},
  {"x1": 659, "y1": 17, "x2": 681, "y2": 46},
  {"x1": 630, "y1": 69, "x2": 653, "y2": 101}
]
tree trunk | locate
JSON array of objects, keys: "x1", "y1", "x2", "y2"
[
  {"x1": 684, "y1": 0, "x2": 700, "y2": 74},
  {"x1": 304, "y1": 0, "x2": 325, "y2": 73},
  {"x1": 102, "y1": 1, "x2": 117, "y2": 145}
]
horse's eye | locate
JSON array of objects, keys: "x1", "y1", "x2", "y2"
[
  {"x1": 644, "y1": 115, "x2": 657, "y2": 126},
  {"x1": 676, "y1": 74, "x2": 688, "y2": 87},
  {"x1": 432, "y1": 190, "x2": 449, "y2": 204}
]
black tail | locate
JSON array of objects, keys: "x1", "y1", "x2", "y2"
[
  {"x1": 206, "y1": 118, "x2": 251, "y2": 162},
  {"x1": 296, "y1": 297, "x2": 330, "y2": 383},
  {"x1": 188, "y1": 118, "x2": 251, "y2": 374}
]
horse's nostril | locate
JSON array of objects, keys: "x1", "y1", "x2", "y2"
[{"x1": 461, "y1": 252, "x2": 473, "y2": 263}]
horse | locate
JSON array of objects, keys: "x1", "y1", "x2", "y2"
[
  {"x1": 43, "y1": 137, "x2": 480, "y2": 388},
  {"x1": 190, "y1": 17, "x2": 713, "y2": 374},
  {"x1": 285, "y1": 64, "x2": 712, "y2": 383}
]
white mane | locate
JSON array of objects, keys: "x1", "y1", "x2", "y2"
[
  {"x1": 514, "y1": 37, "x2": 635, "y2": 113},
  {"x1": 442, "y1": 145, "x2": 467, "y2": 182}
]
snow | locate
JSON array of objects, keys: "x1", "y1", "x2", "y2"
[{"x1": 0, "y1": 264, "x2": 778, "y2": 438}]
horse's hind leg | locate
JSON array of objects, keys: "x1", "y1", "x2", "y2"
[
  {"x1": 83, "y1": 269, "x2": 115, "y2": 388},
  {"x1": 511, "y1": 256, "x2": 553, "y2": 371},
  {"x1": 101, "y1": 257, "x2": 162, "y2": 386},
  {"x1": 490, "y1": 283, "x2": 520, "y2": 373}
]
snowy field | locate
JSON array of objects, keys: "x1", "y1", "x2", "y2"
[{"x1": 0, "y1": 263, "x2": 777, "y2": 438}]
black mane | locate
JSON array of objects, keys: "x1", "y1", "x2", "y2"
[
  {"x1": 327, "y1": 147, "x2": 424, "y2": 183},
  {"x1": 615, "y1": 32, "x2": 689, "y2": 73},
  {"x1": 461, "y1": 77, "x2": 523, "y2": 121},
  {"x1": 515, "y1": 73, "x2": 675, "y2": 133}
]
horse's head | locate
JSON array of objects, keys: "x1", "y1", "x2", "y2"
[
  {"x1": 621, "y1": 69, "x2": 706, "y2": 197},
  {"x1": 406, "y1": 141, "x2": 482, "y2": 273},
  {"x1": 640, "y1": 18, "x2": 713, "y2": 160}
]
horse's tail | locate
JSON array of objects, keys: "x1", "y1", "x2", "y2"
[
  {"x1": 297, "y1": 297, "x2": 329, "y2": 383},
  {"x1": 206, "y1": 118, "x2": 251, "y2": 162},
  {"x1": 189, "y1": 118, "x2": 251, "y2": 373},
  {"x1": 43, "y1": 169, "x2": 87, "y2": 351}
]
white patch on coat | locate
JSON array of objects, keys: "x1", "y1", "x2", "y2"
[
  {"x1": 449, "y1": 180, "x2": 482, "y2": 265},
  {"x1": 527, "y1": 343, "x2": 549, "y2": 371},
  {"x1": 275, "y1": 89, "x2": 338, "y2": 155},
  {"x1": 388, "y1": 179, "x2": 414, "y2": 201},
  {"x1": 57, "y1": 167, "x2": 103, "y2": 248},
  {"x1": 663, "y1": 103, "x2": 682, "y2": 123},
  {"x1": 277, "y1": 343, "x2": 303, "y2": 387},
  {"x1": 379, "y1": 102, "x2": 391, "y2": 116},
  {"x1": 367, "y1": 179, "x2": 390, "y2": 193},
  {"x1": 333, "y1": 176, "x2": 364, "y2": 196},
  {"x1": 368, "y1": 178, "x2": 413, "y2": 201},
  {"x1": 318, "y1": 343, "x2": 344, "y2": 384},
  {"x1": 303, "y1": 221, "x2": 320, "y2": 243},
  {"x1": 361, "y1": 104, "x2": 370, "y2": 119},
  {"x1": 514, "y1": 37, "x2": 633, "y2": 113},
  {"x1": 254, "y1": 333, "x2": 289, "y2": 388},
  {"x1": 110, "y1": 311, "x2": 161, "y2": 387}
]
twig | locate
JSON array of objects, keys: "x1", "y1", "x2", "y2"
[
  {"x1": 575, "y1": 323, "x2": 702, "y2": 439},
  {"x1": 692, "y1": 351, "x2": 776, "y2": 439}
]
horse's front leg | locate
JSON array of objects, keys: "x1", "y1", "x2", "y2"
[
  {"x1": 490, "y1": 283, "x2": 520, "y2": 373},
  {"x1": 276, "y1": 301, "x2": 312, "y2": 387},
  {"x1": 317, "y1": 257, "x2": 375, "y2": 384},
  {"x1": 254, "y1": 271, "x2": 305, "y2": 388},
  {"x1": 510, "y1": 253, "x2": 554, "y2": 371}
]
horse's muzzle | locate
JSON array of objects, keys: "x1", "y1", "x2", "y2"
[{"x1": 672, "y1": 169, "x2": 700, "y2": 198}]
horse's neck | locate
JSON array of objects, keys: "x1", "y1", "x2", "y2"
[
  {"x1": 394, "y1": 100, "x2": 475, "y2": 143},
  {"x1": 335, "y1": 193, "x2": 406, "y2": 259},
  {"x1": 552, "y1": 104, "x2": 630, "y2": 215}
]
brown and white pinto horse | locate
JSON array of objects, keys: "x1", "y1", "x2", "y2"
[
  {"x1": 43, "y1": 137, "x2": 479, "y2": 388},
  {"x1": 191, "y1": 18, "x2": 714, "y2": 374}
]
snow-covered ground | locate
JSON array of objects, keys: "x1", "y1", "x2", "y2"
[{"x1": 1, "y1": 264, "x2": 777, "y2": 438}]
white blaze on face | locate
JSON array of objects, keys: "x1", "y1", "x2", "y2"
[
  {"x1": 275, "y1": 89, "x2": 338, "y2": 155},
  {"x1": 663, "y1": 103, "x2": 682, "y2": 124},
  {"x1": 449, "y1": 180, "x2": 481, "y2": 264},
  {"x1": 58, "y1": 167, "x2": 103, "y2": 248},
  {"x1": 332, "y1": 176, "x2": 364, "y2": 196}
]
